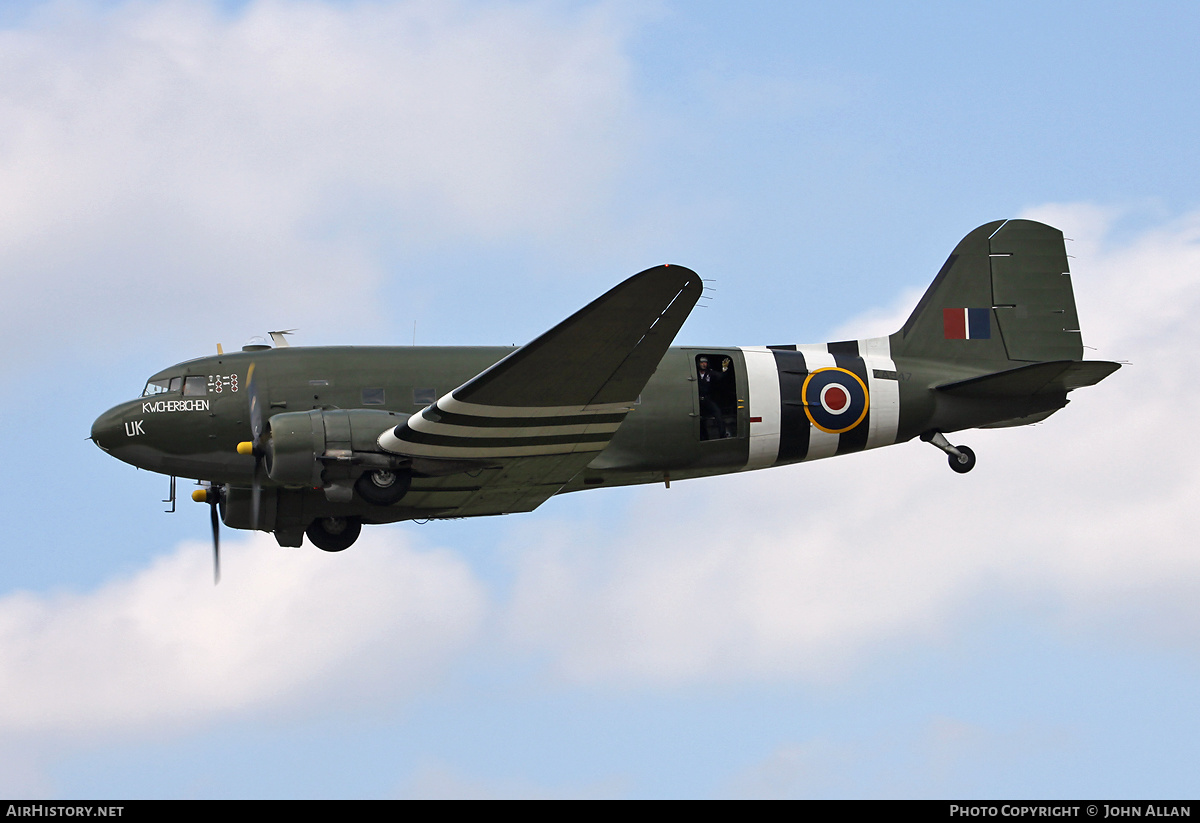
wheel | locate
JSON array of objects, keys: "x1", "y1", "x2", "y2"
[
  {"x1": 354, "y1": 469, "x2": 411, "y2": 506},
  {"x1": 305, "y1": 516, "x2": 362, "y2": 552},
  {"x1": 948, "y1": 444, "x2": 976, "y2": 474}
]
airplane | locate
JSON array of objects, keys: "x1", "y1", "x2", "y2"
[{"x1": 91, "y1": 219, "x2": 1120, "y2": 580}]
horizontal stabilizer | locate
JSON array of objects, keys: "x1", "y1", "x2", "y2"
[{"x1": 936, "y1": 360, "x2": 1121, "y2": 399}]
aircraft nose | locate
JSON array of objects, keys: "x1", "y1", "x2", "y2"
[{"x1": 91, "y1": 406, "x2": 124, "y2": 452}]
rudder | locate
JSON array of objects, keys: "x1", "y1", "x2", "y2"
[
  {"x1": 989, "y1": 220, "x2": 1082, "y2": 361},
  {"x1": 893, "y1": 220, "x2": 1084, "y2": 365}
]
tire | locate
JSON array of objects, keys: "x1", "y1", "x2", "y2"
[
  {"x1": 354, "y1": 469, "x2": 411, "y2": 506},
  {"x1": 305, "y1": 516, "x2": 362, "y2": 552},
  {"x1": 948, "y1": 445, "x2": 976, "y2": 474}
]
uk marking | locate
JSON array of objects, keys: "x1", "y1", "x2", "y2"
[{"x1": 124, "y1": 420, "x2": 145, "y2": 437}]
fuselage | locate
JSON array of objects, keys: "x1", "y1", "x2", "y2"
[{"x1": 91, "y1": 336, "x2": 942, "y2": 497}]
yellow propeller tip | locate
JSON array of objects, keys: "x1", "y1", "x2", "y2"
[{"x1": 236, "y1": 441, "x2": 255, "y2": 456}]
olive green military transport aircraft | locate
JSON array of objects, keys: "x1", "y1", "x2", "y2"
[{"x1": 92, "y1": 220, "x2": 1119, "y2": 580}]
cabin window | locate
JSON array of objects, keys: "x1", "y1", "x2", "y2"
[
  {"x1": 182, "y1": 376, "x2": 207, "y2": 396},
  {"x1": 362, "y1": 388, "x2": 385, "y2": 406},
  {"x1": 696, "y1": 354, "x2": 738, "y2": 441},
  {"x1": 413, "y1": 387, "x2": 437, "y2": 406}
]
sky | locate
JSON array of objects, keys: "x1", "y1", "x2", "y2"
[{"x1": 2, "y1": 0, "x2": 1199, "y2": 799}]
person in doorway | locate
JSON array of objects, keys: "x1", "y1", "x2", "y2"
[{"x1": 697, "y1": 355, "x2": 731, "y2": 439}]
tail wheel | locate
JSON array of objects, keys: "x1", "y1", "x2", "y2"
[
  {"x1": 306, "y1": 516, "x2": 362, "y2": 552},
  {"x1": 948, "y1": 445, "x2": 976, "y2": 474},
  {"x1": 355, "y1": 469, "x2": 411, "y2": 506}
]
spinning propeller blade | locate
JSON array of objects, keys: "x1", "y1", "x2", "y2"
[
  {"x1": 245, "y1": 363, "x2": 265, "y2": 530},
  {"x1": 195, "y1": 485, "x2": 223, "y2": 584},
  {"x1": 210, "y1": 496, "x2": 221, "y2": 585},
  {"x1": 247, "y1": 362, "x2": 263, "y2": 445}
]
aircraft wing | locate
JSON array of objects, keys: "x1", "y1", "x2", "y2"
[{"x1": 379, "y1": 265, "x2": 702, "y2": 516}]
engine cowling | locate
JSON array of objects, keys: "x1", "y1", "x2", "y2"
[{"x1": 266, "y1": 409, "x2": 409, "y2": 497}]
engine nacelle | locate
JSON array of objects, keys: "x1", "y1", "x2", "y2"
[{"x1": 266, "y1": 408, "x2": 409, "y2": 490}]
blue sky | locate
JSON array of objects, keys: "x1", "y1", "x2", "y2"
[{"x1": 2, "y1": 0, "x2": 1199, "y2": 798}]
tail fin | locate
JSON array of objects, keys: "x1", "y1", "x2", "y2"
[{"x1": 893, "y1": 219, "x2": 1084, "y2": 364}]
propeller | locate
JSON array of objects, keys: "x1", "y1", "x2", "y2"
[
  {"x1": 192, "y1": 484, "x2": 224, "y2": 584},
  {"x1": 210, "y1": 492, "x2": 221, "y2": 584},
  {"x1": 247, "y1": 362, "x2": 264, "y2": 446},
  {"x1": 214, "y1": 360, "x2": 269, "y2": 583},
  {"x1": 237, "y1": 362, "x2": 267, "y2": 530}
]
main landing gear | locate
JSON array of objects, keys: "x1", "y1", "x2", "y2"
[
  {"x1": 306, "y1": 516, "x2": 362, "y2": 552},
  {"x1": 302, "y1": 470, "x2": 408, "y2": 552},
  {"x1": 354, "y1": 468, "x2": 411, "y2": 506},
  {"x1": 921, "y1": 430, "x2": 976, "y2": 474}
]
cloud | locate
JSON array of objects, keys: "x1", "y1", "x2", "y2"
[
  {"x1": 0, "y1": 529, "x2": 486, "y2": 738},
  {"x1": 826, "y1": 284, "x2": 923, "y2": 342},
  {"x1": 505, "y1": 204, "x2": 1200, "y2": 685},
  {"x1": 0, "y1": 0, "x2": 639, "y2": 352}
]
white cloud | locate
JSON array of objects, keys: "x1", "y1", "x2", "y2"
[
  {"x1": 505, "y1": 204, "x2": 1200, "y2": 685},
  {"x1": 0, "y1": 0, "x2": 639, "y2": 351},
  {"x1": 826, "y1": 284, "x2": 923, "y2": 342},
  {"x1": 0, "y1": 529, "x2": 486, "y2": 737}
]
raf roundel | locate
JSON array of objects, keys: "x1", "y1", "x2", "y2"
[{"x1": 802, "y1": 367, "x2": 870, "y2": 434}]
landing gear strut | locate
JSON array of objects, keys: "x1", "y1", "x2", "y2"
[{"x1": 921, "y1": 430, "x2": 976, "y2": 474}]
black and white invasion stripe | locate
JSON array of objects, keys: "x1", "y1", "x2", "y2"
[
  {"x1": 740, "y1": 336, "x2": 901, "y2": 470},
  {"x1": 377, "y1": 394, "x2": 634, "y2": 459}
]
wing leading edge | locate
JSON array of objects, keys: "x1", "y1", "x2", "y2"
[{"x1": 378, "y1": 265, "x2": 702, "y2": 515}]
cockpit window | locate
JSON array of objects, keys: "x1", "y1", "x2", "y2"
[
  {"x1": 182, "y1": 376, "x2": 207, "y2": 396},
  {"x1": 142, "y1": 377, "x2": 182, "y2": 396}
]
